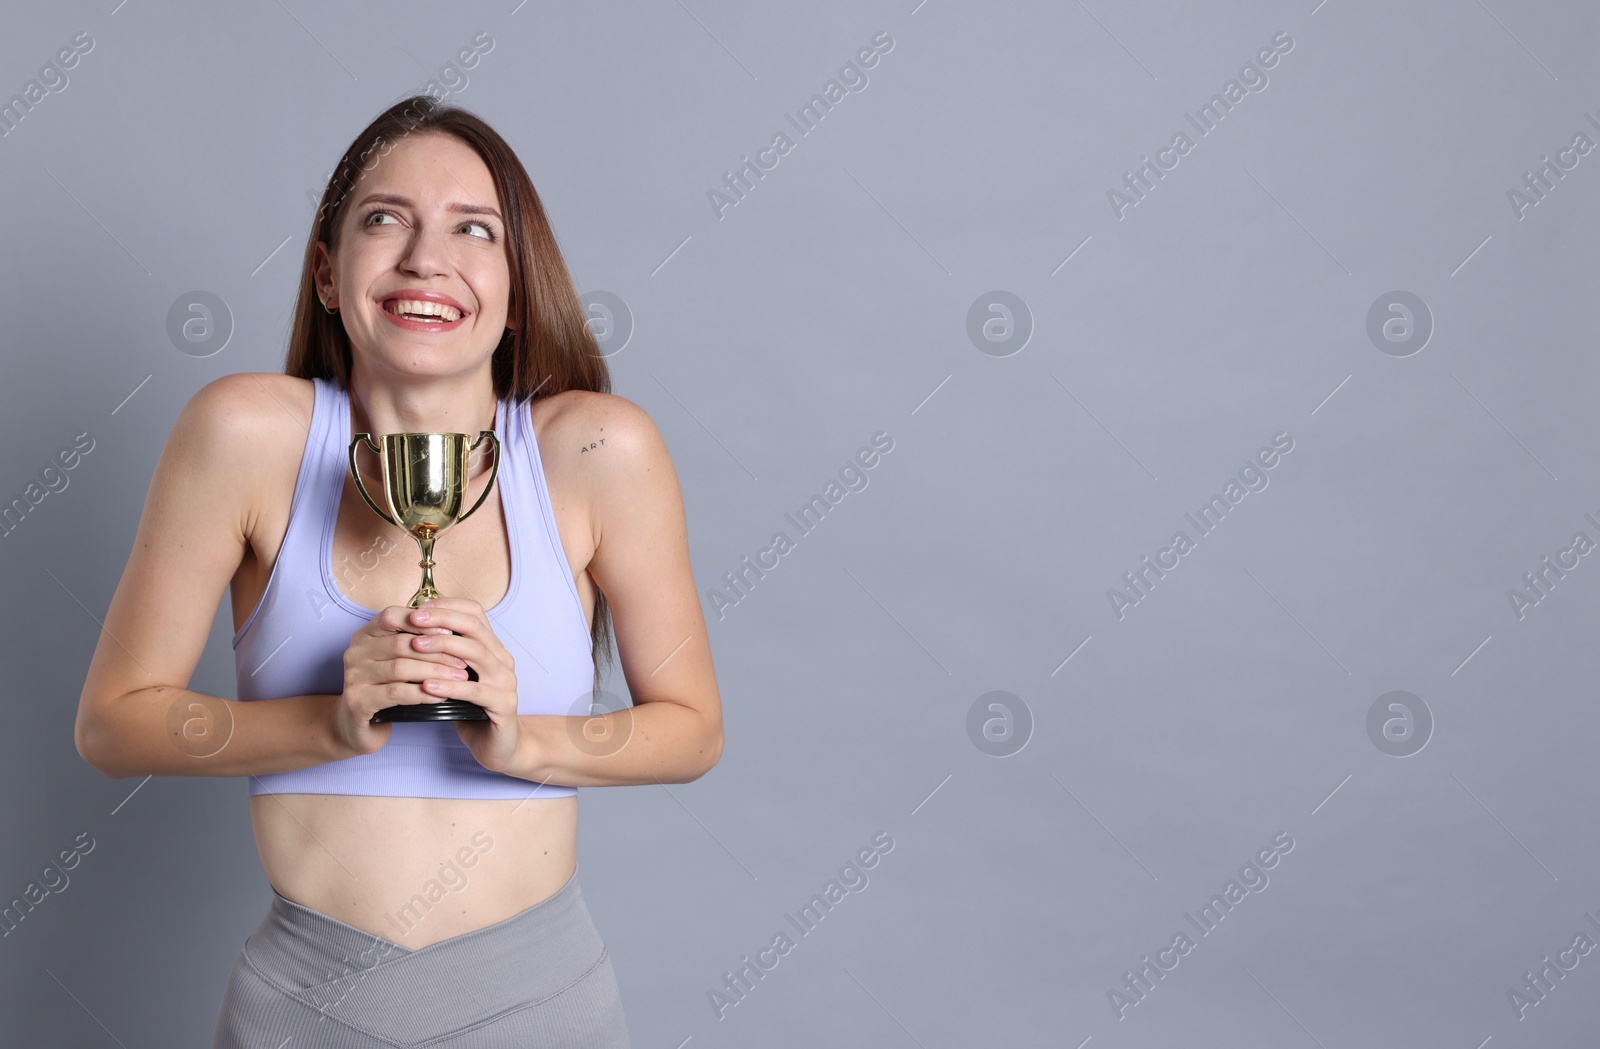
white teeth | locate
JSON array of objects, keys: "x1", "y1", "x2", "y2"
[{"x1": 385, "y1": 299, "x2": 462, "y2": 321}]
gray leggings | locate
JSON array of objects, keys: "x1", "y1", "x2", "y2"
[{"x1": 211, "y1": 865, "x2": 632, "y2": 1048}]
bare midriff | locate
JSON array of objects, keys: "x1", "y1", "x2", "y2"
[{"x1": 248, "y1": 793, "x2": 579, "y2": 948}]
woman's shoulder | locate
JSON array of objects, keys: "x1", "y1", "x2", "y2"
[
  {"x1": 171, "y1": 374, "x2": 316, "y2": 500},
  {"x1": 180, "y1": 373, "x2": 315, "y2": 447},
  {"x1": 188, "y1": 372, "x2": 313, "y2": 421},
  {"x1": 528, "y1": 390, "x2": 676, "y2": 510},
  {"x1": 527, "y1": 389, "x2": 661, "y2": 452},
  {"x1": 144, "y1": 375, "x2": 315, "y2": 562}
]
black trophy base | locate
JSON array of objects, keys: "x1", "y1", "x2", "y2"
[{"x1": 372, "y1": 699, "x2": 489, "y2": 723}]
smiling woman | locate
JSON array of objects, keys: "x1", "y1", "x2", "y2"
[{"x1": 72, "y1": 94, "x2": 723, "y2": 1048}]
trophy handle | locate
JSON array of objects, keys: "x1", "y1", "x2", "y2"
[
  {"x1": 457, "y1": 431, "x2": 500, "y2": 523},
  {"x1": 348, "y1": 433, "x2": 400, "y2": 528}
]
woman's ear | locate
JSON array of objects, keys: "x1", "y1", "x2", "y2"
[{"x1": 312, "y1": 241, "x2": 338, "y2": 309}]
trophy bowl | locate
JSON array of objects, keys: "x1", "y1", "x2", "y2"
[{"x1": 349, "y1": 428, "x2": 500, "y2": 723}]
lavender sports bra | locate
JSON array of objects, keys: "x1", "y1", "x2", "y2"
[{"x1": 231, "y1": 376, "x2": 590, "y2": 800}]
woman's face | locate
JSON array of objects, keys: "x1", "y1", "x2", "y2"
[{"x1": 314, "y1": 130, "x2": 512, "y2": 379}]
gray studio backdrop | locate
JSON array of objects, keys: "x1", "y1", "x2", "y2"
[{"x1": 3, "y1": 0, "x2": 1599, "y2": 1045}]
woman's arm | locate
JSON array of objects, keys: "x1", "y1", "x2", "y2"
[
  {"x1": 508, "y1": 393, "x2": 724, "y2": 787},
  {"x1": 74, "y1": 374, "x2": 350, "y2": 779}
]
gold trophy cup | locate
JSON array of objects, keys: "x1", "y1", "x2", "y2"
[{"x1": 349, "y1": 427, "x2": 500, "y2": 723}]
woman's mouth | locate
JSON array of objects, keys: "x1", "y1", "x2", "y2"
[
  {"x1": 383, "y1": 299, "x2": 462, "y2": 322},
  {"x1": 378, "y1": 298, "x2": 468, "y2": 331}
]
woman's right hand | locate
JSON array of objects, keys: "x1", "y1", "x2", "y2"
[{"x1": 334, "y1": 604, "x2": 473, "y2": 757}]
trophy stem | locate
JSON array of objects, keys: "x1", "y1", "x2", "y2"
[{"x1": 408, "y1": 529, "x2": 441, "y2": 608}]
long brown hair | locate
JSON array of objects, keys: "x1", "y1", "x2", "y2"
[{"x1": 284, "y1": 94, "x2": 615, "y2": 700}]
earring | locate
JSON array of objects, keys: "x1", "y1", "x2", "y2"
[{"x1": 323, "y1": 298, "x2": 338, "y2": 315}]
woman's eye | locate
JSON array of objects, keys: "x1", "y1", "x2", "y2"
[{"x1": 360, "y1": 210, "x2": 495, "y2": 241}]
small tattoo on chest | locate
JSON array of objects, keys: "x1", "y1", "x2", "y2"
[{"x1": 579, "y1": 438, "x2": 606, "y2": 453}]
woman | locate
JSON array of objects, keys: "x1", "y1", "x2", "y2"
[{"x1": 73, "y1": 95, "x2": 722, "y2": 1047}]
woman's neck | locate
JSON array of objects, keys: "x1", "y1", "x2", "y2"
[{"x1": 347, "y1": 372, "x2": 498, "y2": 440}]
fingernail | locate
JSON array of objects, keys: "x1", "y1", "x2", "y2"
[{"x1": 413, "y1": 610, "x2": 430, "y2": 622}]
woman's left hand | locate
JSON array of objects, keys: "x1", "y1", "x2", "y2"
[{"x1": 403, "y1": 597, "x2": 522, "y2": 774}]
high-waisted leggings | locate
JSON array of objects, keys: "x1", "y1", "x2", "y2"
[{"x1": 211, "y1": 864, "x2": 632, "y2": 1048}]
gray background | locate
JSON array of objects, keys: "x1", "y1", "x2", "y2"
[{"x1": 3, "y1": 0, "x2": 1598, "y2": 1045}]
